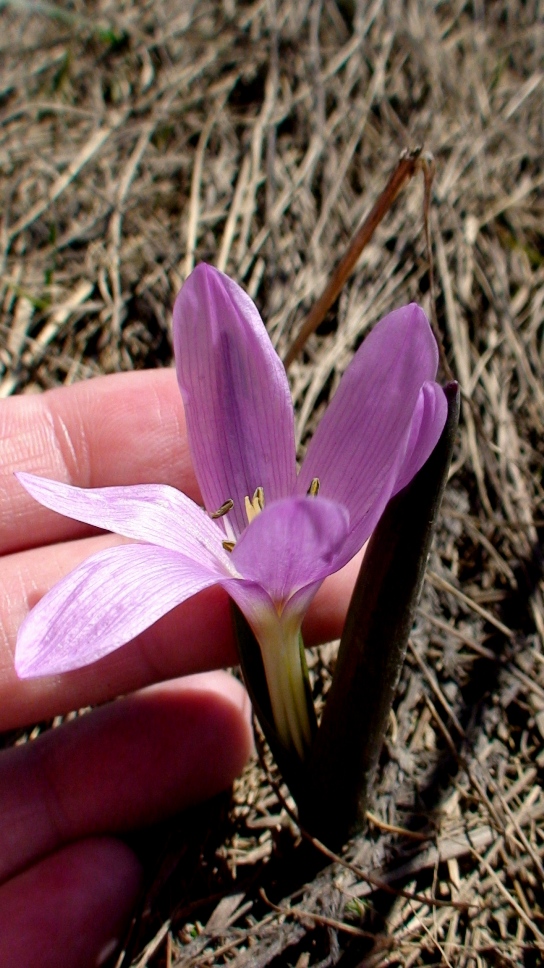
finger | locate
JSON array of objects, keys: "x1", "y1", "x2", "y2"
[
  {"x1": 0, "y1": 368, "x2": 199, "y2": 555},
  {"x1": 0, "y1": 672, "x2": 252, "y2": 884},
  {"x1": 303, "y1": 547, "x2": 364, "y2": 642},
  {"x1": 0, "y1": 530, "x2": 362, "y2": 730},
  {"x1": 0, "y1": 838, "x2": 142, "y2": 968}
]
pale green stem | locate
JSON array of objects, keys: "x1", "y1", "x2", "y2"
[
  {"x1": 257, "y1": 626, "x2": 291, "y2": 749},
  {"x1": 288, "y1": 632, "x2": 313, "y2": 749},
  {"x1": 277, "y1": 642, "x2": 305, "y2": 759},
  {"x1": 251, "y1": 612, "x2": 312, "y2": 760}
]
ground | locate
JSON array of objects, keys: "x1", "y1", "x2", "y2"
[{"x1": 0, "y1": 0, "x2": 543, "y2": 965}]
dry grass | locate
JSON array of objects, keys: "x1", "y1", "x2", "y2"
[{"x1": 1, "y1": 0, "x2": 543, "y2": 964}]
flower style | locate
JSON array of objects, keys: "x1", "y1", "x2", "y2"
[{"x1": 16, "y1": 264, "x2": 447, "y2": 759}]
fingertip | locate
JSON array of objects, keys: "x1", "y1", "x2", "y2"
[
  {"x1": 146, "y1": 672, "x2": 254, "y2": 791},
  {"x1": 303, "y1": 547, "x2": 365, "y2": 645}
]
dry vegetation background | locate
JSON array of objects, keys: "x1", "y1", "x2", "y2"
[{"x1": 1, "y1": 0, "x2": 543, "y2": 965}]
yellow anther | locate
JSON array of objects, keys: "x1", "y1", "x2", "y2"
[
  {"x1": 244, "y1": 486, "x2": 265, "y2": 524},
  {"x1": 211, "y1": 498, "x2": 234, "y2": 519},
  {"x1": 222, "y1": 540, "x2": 235, "y2": 552},
  {"x1": 307, "y1": 477, "x2": 320, "y2": 497}
]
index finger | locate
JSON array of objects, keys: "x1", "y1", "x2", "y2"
[{"x1": 0, "y1": 369, "x2": 199, "y2": 556}]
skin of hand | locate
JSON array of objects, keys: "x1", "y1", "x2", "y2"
[{"x1": 0, "y1": 368, "x2": 361, "y2": 968}]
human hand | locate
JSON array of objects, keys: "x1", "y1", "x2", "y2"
[{"x1": 0, "y1": 369, "x2": 361, "y2": 968}]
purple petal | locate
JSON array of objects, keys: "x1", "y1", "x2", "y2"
[
  {"x1": 225, "y1": 578, "x2": 278, "y2": 633},
  {"x1": 393, "y1": 381, "x2": 448, "y2": 494},
  {"x1": 277, "y1": 579, "x2": 324, "y2": 635},
  {"x1": 16, "y1": 473, "x2": 232, "y2": 573},
  {"x1": 230, "y1": 496, "x2": 349, "y2": 607},
  {"x1": 15, "y1": 544, "x2": 223, "y2": 678},
  {"x1": 297, "y1": 303, "x2": 440, "y2": 564},
  {"x1": 173, "y1": 264, "x2": 297, "y2": 537}
]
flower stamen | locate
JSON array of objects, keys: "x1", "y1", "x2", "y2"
[
  {"x1": 222, "y1": 540, "x2": 236, "y2": 552},
  {"x1": 307, "y1": 477, "x2": 320, "y2": 496},
  {"x1": 244, "y1": 486, "x2": 265, "y2": 524},
  {"x1": 210, "y1": 498, "x2": 234, "y2": 519}
]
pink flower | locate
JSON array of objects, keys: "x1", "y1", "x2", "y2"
[{"x1": 16, "y1": 265, "x2": 446, "y2": 757}]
